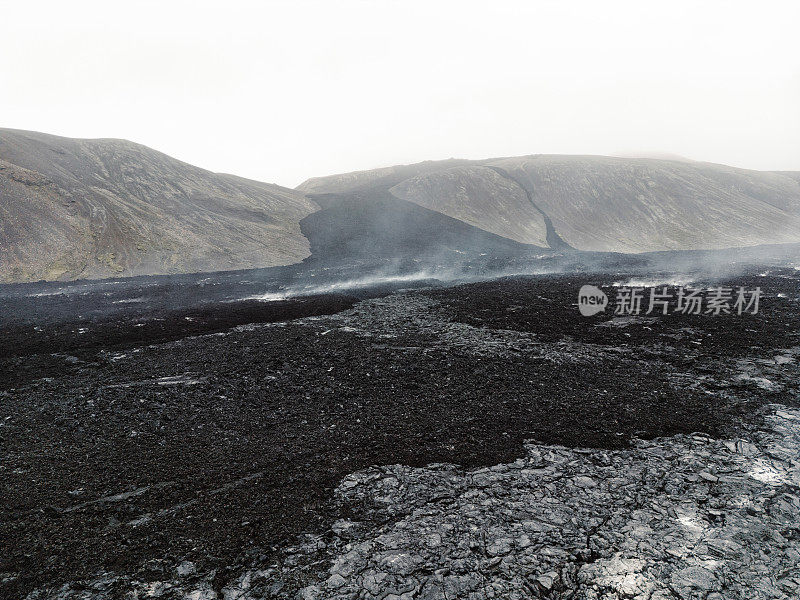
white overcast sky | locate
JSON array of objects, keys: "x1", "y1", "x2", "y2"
[{"x1": 2, "y1": 0, "x2": 799, "y2": 187}]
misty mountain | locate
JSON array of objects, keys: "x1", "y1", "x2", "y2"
[
  {"x1": 3, "y1": 129, "x2": 800, "y2": 284},
  {"x1": 0, "y1": 129, "x2": 317, "y2": 282},
  {"x1": 299, "y1": 155, "x2": 800, "y2": 254}
]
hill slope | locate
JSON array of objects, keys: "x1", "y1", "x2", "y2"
[
  {"x1": 3, "y1": 129, "x2": 799, "y2": 284},
  {"x1": 300, "y1": 156, "x2": 800, "y2": 253},
  {"x1": 0, "y1": 129, "x2": 317, "y2": 282}
]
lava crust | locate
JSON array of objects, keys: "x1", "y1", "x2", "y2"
[{"x1": 1, "y1": 269, "x2": 799, "y2": 598}]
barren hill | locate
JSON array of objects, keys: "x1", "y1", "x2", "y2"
[
  {"x1": 3, "y1": 128, "x2": 800, "y2": 284},
  {"x1": 300, "y1": 155, "x2": 800, "y2": 254},
  {"x1": 0, "y1": 129, "x2": 317, "y2": 282}
]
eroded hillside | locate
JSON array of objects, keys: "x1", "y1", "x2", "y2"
[
  {"x1": 0, "y1": 129, "x2": 317, "y2": 282},
  {"x1": 301, "y1": 156, "x2": 800, "y2": 253}
]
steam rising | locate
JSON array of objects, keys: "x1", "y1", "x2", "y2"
[
  {"x1": 243, "y1": 271, "x2": 444, "y2": 302},
  {"x1": 239, "y1": 243, "x2": 800, "y2": 303}
]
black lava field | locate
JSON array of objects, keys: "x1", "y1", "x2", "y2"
[{"x1": 1, "y1": 259, "x2": 799, "y2": 598}]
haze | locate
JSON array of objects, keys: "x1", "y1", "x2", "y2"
[{"x1": 1, "y1": 0, "x2": 799, "y2": 187}]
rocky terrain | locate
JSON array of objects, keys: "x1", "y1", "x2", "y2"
[
  {"x1": 0, "y1": 129, "x2": 317, "y2": 282},
  {"x1": 2, "y1": 130, "x2": 800, "y2": 600},
  {"x1": 2, "y1": 263, "x2": 799, "y2": 599}
]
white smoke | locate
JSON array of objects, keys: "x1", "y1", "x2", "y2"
[{"x1": 242, "y1": 270, "x2": 444, "y2": 302}]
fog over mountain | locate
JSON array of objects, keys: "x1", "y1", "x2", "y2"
[
  {"x1": 300, "y1": 155, "x2": 800, "y2": 254},
  {"x1": 2, "y1": 128, "x2": 800, "y2": 283}
]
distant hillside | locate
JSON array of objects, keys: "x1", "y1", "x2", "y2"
[
  {"x1": 3, "y1": 128, "x2": 799, "y2": 284},
  {"x1": 0, "y1": 129, "x2": 317, "y2": 282},
  {"x1": 300, "y1": 155, "x2": 800, "y2": 254}
]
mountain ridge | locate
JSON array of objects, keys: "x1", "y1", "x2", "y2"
[
  {"x1": 301, "y1": 154, "x2": 800, "y2": 254},
  {"x1": 2, "y1": 128, "x2": 800, "y2": 283}
]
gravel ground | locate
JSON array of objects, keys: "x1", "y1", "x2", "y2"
[{"x1": 2, "y1": 268, "x2": 799, "y2": 599}]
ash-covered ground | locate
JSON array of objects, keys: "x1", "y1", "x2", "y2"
[{"x1": 2, "y1": 261, "x2": 800, "y2": 599}]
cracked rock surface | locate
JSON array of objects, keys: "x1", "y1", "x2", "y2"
[
  {"x1": 25, "y1": 406, "x2": 800, "y2": 600},
  {"x1": 298, "y1": 405, "x2": 800, "y2": 600}
]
